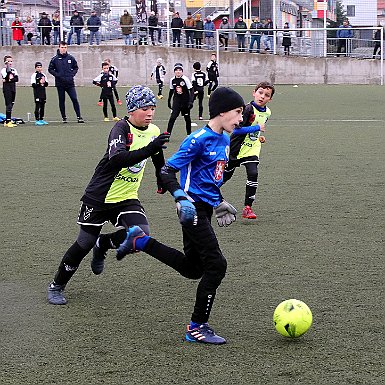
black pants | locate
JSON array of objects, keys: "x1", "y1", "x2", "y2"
[
  {"x1": 172, "y1": 30, "x2": 181, "y2": 47},
  {"x1": 156, "y1": 79, "x2": 164, "y2": 96},
  {"x1": 219, "y1": 35, "x2": 228, "y2": 50},
  {"x1": 103, "y1": 95, "x2": 117, "y2": 118},
  {"x1": 56, "y1": 85, "x2": 81, "y2": 119},
  {"x1": 208, "y1": 77, "x2": 218, "y2": 95},
  {"x1": 34, "y1": 99, "x2": 46, "y2": 120},
  {"x1": 143, "y1": 202, "x2": 227, "y2": 324},
  {"x1": 195, "y1": 38, "x2": 202, "y2": 49},
  {"x1": 41, "y1": 31, "x2": 51, "y2": 45},
  {"x1": 224, "y1": 156, "x2": 260, "y2": 207},
  {"x1": 337, "y1": 39, "x2": 349, "y2": 57},
  {"x1": 194, "y1": 90, "x2": 204, "y2": 118},
  {"x1": 3, "y1": 87, "x2": 16, "y2": 121},
  {"x1": 167, "y1": 99, "x2": 191, "y2": 136},
  {"x1": 373, "y1": 43, "x2": 381, "y2": 57}
]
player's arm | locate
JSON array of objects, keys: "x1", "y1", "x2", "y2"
[
  {"x1": 232, "y1": 124, "x2": 264, "y2": 136},
  {"x1": 167, "y1": 88, "x2": 174, "y2": 109},
  {"x1": 151, "y1": 150, "x2": 167, "y2": 194},
  {"x1": 92, "y1": 74, "x2": 102, "y2": 86}
]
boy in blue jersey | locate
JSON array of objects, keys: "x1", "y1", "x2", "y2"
[
  {"x1": 116, "y1": 87, "x2": 245, "y2": 345},
  {"x1": 47, "y1": 86, "x2": 170, "y2": 305},
  {"x1": 223, "y1": 81, "x2": 274, "y2": 219}
]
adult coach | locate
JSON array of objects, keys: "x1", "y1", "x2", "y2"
[{"x1": 48, "y1": 41, "x2": 84, "y2": 123}]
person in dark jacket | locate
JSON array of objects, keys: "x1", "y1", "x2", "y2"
[
  {"x1": 282, "y1": 22, "x2": 291, "y2": 55},
  {"x1": 194, "y1": 14, "x2": 204, "y2": 49},
  {"x1": 249, "y1": 17, "x2": 263, "y2": 53},
  {"x1": 38, "y1": 12, "x2": 52, "y2": 45},
  {"x1": 87, "y1": 10, "x2": 101, "y2": 45},
  {"x1": 67, "y1": 10, "x2": 84, "y2": 45},
  {"x1": 171, "y1": 12, "x2": 183, "y2": 47},
  {"x1": 183, "y1": 12, "x2": 195, "y2": 48},
  {"x1": 373, "y1": 26, "x2": 384, "y2": 58},
  {"x1": 234, "y1": 16, "x2": 247, "y2": 52},
  {"x1": 263, "y1": 18, "x2": 274, "y2": 52},
  {"x1": 336, "y1": 19, "x2": 353, "y2": 57},
  {"x1": 148, "y1": 11, "x2": 161, "y2": 45},
  {"x1": 48, "y1": 42, "x2": 84, "y2": 123}
]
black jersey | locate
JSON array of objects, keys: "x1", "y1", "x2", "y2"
[
  {"x1": 93, "y1": 72, "x2": 118, "y2": 97},
  {"x1": 109, "y1": 65, "x2": 118, "y2": 78},
  {"x1": 191, "y1": 71, "x2": 207, "y2": 93},
  {"x1": 31, "y1": 71, "x2": 48, "y2": 100},
  {"x1": 169, "y1": 75, "x2": 193, "y2": 102},
  {"x1": 206, "y1": 60, "x2": 219, "y2": 80}
]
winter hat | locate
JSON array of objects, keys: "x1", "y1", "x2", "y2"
[
  {"x1": 174, "y1": 62, "x2": 183, "y2": 71},
  {"x1": 209, "y1": 87, "x2": 245, "y2": 119},
  {"x1": 156, "y1": 57, "x2": 163, "y2": 64},
  {"x1": 35, "y1": 61, "x2": 42, "y2": 68},
  {"x1": 126, "y1": 85, "x2": 156, "y2": 113}
]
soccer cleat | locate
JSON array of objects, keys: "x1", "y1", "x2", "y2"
[
  {"x1": 116, "y1": 226, "x2": 146, "y2": 260},
  {"x1": 242, "y1": 205, "x2": 257, "y2": 219},
  {"x1": 4, "y1": 121, "x2": 16, "y2": 127},
  {"x1": 91, "y1": 244, "x2": 107, "y2": 275},
  {"x1": 62, "y1": 117, "x2": 68, "y2": 124},
  {"x1": 35, "y1": 120, "x2": 44, "y2": 126},
  {"x1": 157, "y1": 95, "x2": 163, "y2": 100},
  {"x1": 97, "y1": 101, "x2": 103, "y2": 106},
  {"x1": 117, "y1": 99, "x2": 123, "y2": 105},
  {"x1": 104, "y1": 117, "x2": 110, "y2": 122},
  {"x1": 77, "y1": 117, "x2": 85, "y2": 123},
  {"x1": 41, "y1": 120, "x2": 49, "y2": 125},
  {"x1": 47, "y1": 282, "x2": 67, "y2": 305},
  {"x1": 199, "y1": 116, "x2": 203, "y2": 120},
  {"x1": 185, "y1": 324, "x2": 226, "y2": 345},
  {"x1": 112, "y1": 117, "x2": 120, "y2": 121}
]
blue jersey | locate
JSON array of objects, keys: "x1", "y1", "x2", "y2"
[{"x1": 166, "y1": 126, "x2": 229, "y2": 207}]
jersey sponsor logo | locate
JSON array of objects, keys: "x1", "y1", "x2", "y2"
[
  {"x1": 115, "y1": 173, "x2": 139, "y2": 182},
  {"x1": 127, "y1": 159, "x2": 146, "y2": 174},
  {"x1": 109, "y1": 134, "x2": 124, "y2": 153},
  {"x1": 214, "y1": 160, "x2": 226, "y2": 181},
  {"x1": 248, "y1": 132, "x2": 259, "y2": 141},
  {"x1": 126, "y1": 133, "x2": 133, "y2": 147},
  {"x1": 176, "y1": 85, "x2": 183, "y2": 94},
  {"x1": 209, "y1": 151, "x2": 216, "y2": 155}
]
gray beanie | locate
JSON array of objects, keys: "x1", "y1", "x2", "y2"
[{"x1": 126, "y1": 85, "x2": 156, "y2": 113}]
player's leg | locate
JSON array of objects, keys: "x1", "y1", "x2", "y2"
[
  {"x1": 212, "y1": 78, "x2": 218, "y2": 93},
  {"x1": 109, "y1": 95, "x2": 117, "y2": 119},
  {"x1": 207, "y1": 80, "x2": 213, "y2": 96},
  {"x1": 182, "y1": 106, "x2": 192, "y2": 135},
  {"x1": 56, "y1": 86, "x2": 66, "y2": 120},
  {"x1": 198, "y1": 92, "x2": 204, "y2": 118},
  {"x1": 98, "y1": 89, "x2": 103, "y2": 105},
  {"x1": 158, "y1": 80, "x2": 163, "y2": 97},
  {"x1": 40, "y1": 100, "x2": 46, "y2": 122},
  {"x1": 34, "y1": 101, "x2": 40, "y2": 122},
  {"x1": 113, "y1": 86, "x2": 120, "y2": 102},
  {"x1": 102, "y1": 98, "x2": 108, "y2": 119},
  {"x1": 167, "y1": 102, "x2": 181, "y2": 135},
  {"x1": 4, "y1": 89, "x2": 13, "y2": 123},
  {"x1": 242, "y1": 159, "x2": 259, "y2": 219},
  {"x1": 91, "y1": 200, "x2": 150, "y2": 275},
  {"x1": 223, "y1": 159, "x2": 241, "y2": 184}
]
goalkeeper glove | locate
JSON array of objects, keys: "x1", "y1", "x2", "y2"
[
  {"x1": 214, "y1": 200, "x2": 237, "y2": 227},
  {"x1": 173, "y1": 189, "x2": 197, "y2": 226}
]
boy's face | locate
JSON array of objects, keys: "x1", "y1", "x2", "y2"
[
  {"x1": 59, "y1": 44, "x2": 68, "y2": 54},
  {"x1": 36, "y1": 65, "x2": 42, "y2": 73},
  {"x1": 221, "y1": 107, "x2": 244, "y2": 134},
  {"x1": 253, "y1": 87, "x2": 273, "y2": 107},
  {"x1": 211, "y1": 54, "x2": 216, "y2": 61},
  {"x1": 174, "y1": 69, "x2": 183, "y2": 77},
  {"x1": 129, "y1": 106, "x2": 156, "y2": 127},
  {"x1": 5, "y1": 58, "x2": 13, "y2": 66},
  {"x1": 102, "y1": 65, "x2": 109, "y2": 73}
]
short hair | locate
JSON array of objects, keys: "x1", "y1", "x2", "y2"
[
  {"x1": 59, "y1": 41, "x2": 67, "y2": 46},
  {"x1": 102, "y1": 62, "x2": 110, "y2": 68},
  {"x1": 4, "y1": 55, "x2": 12, "y2": 63},
  {"x1": 255, "y1": 81, "x2": 275, "y2": 97}
]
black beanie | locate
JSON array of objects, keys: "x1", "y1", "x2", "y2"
[
  {"x1": 35, "y1": 61, "x2": 42, "y2": 68},
  {"x1": 209, "y1": 87, "x2": 245, "y2": 119}
]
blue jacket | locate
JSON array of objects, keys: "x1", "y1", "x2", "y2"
[
  {"x1": 337, "y1": 25, "x2": 353, "y2": 38},
  {"x1": 87, "y1": 15, "x2": 101, "y2": 32},
  {"x1": 204, "y1": 21, "x2": 215, "y2": 37},
  {"x1": 48, "y1": 50, "x2": 78, "y2": 87}
]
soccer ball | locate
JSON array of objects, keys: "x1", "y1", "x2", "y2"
[{"x1": 273, "y1": 299, "x2": 313, "y2": 338}]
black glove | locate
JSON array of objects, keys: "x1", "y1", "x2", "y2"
[
  {"x1": 147, "y1": 132, "x2": 170, "y2": 153},
  {"x1": 188, "y1": 101, "x2": 194, "y2": 110}
]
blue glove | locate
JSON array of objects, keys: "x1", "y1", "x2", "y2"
[{"x1": 173, "y1": 189, "x2": 197, "y2": 226}]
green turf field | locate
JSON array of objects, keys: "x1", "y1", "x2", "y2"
[{"x1": 0, "y1": 85, "x2": 384, "y2": 384}]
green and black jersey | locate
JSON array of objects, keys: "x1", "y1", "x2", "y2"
[{"x1": 81, "y1": 118, "x2": 162, "y2": 206}]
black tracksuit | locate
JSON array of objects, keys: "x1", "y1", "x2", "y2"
[{"x1": 31, "y1": 71, "x2": 48, "y2": 120}]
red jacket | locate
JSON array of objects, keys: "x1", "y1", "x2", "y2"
[{"x1": 12, "y1": 21, "x2": 24, "y2": 41}]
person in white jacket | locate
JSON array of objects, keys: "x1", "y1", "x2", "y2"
[{"x1": 150, "y1": 58, "x2": 167, "y2": 99}]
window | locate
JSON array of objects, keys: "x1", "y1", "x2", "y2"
[{"x1": 346, "y1": 5, "x2": 355, "y2": 17}]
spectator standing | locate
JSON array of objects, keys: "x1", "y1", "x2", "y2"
[
  {"x1": 219, "y1": 17, "x2": 230, "y2": 50},
  {"x1": 282, "y1": 22, "x2": 291, "y2": 55},
  {"x1": 336, "y1": 19, "x2": 353, "y2": 57},
  {"x1": 264, "y1": 17, "x2": 274, "y2": 52},
  {"x1": 48, "y1": 42, "x2": 84, "y2": 123},
  {"x1": 38, "y1": 12, "x2": 52, "y2": 45},
  {"x1": 183, "y1": 12, "x2": 195, "y2": 48},
  {"x1": 194, "y1": 14, "x2": 204, "y2": 49},
  {"x1": 67, "y1": 10, "x2": 84, "y2": 45},
  {"x1": 148, "y1": 11, "x2": 160, "y2": 45},
  {"x1": 171, "y1": 12, "x2": 183, "y2": 47},
  {"x1": 234, "y1": 16, "x2": 247, "y2": 52},
  {"x1": 138, "y1": 20, "x2": 148, "y2": 45},
  {"x1": 204, "y1": 16, "x2": 215, "y2": 50},
  {"x1": 52, "y1": 12, "x2": 61, "y2": 45},
  {"x1": 373, "y1": 25, "x2": 383, "y2": 58},
  {"x1": 24, "y1": 16, "x2": 36, "y2": 45},
  {"x1": 120, "y1": 9, "x2": 133, "y2": 45},
  {"x1": 249, "y1": 17, "x2": 263, "y2": 53},
  {"x1": 11, "y1": 16, "x2": 24, "y2": 46},
  {"x1": 87, "y1": 10, "x2": 101, "y2": 45}
]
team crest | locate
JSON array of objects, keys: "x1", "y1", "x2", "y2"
[
  {"x1": 126, "y1": 133, "x2": 133, "y2": 147},
  {"x1": 214, "y1": 161, "x2": 226, "y2": 181}
]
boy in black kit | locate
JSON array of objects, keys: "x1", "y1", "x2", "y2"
[
  {"x1": 31, "y1": 62, "x2": 49, "y2": 126},
  {"x1": 167, "y1": 62, "x2": 194, "y2": 136},
  {"x1": 98, "y1": 58, "x2": 122, "y2": 106},
  {"x1": 1, "y1": 55, "x2": 19, "y2": 128},
  {"x1": 93, "y1": 62, "x2": 119, "y2": 122},
  {"x1": 206, "y1": 53, "x2": 219, "y2": 96},
  {"x1": 191, "y1": 61, "x2": 208, "y2": 120}
]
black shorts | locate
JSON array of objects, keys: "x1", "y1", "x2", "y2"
[
  {"x1": 227, "y1": 155, "x2": 259, "y2": 170},
  {"x1": 77, "y1": 199, "x2": 148, "y2": 228}
]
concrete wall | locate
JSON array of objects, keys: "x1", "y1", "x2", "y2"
[{"x1": 0, "y1": 45, "x2": 382, "y2": 87}]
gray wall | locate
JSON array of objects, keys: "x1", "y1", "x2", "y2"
[{"x1": 0, "y1": 45, "x2": 382, "y2": 87}]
